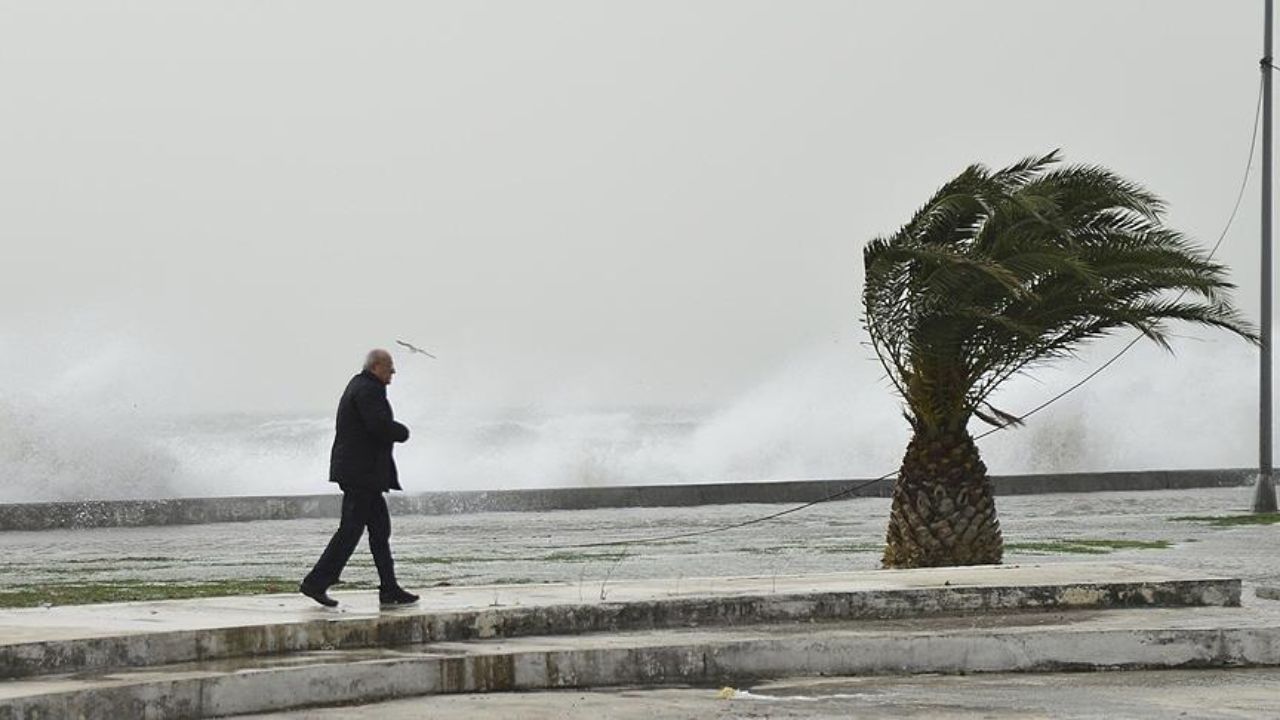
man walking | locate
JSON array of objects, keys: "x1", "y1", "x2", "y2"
[{"x1": 300, "y1": 349, "x2": 419, "y2": 608}]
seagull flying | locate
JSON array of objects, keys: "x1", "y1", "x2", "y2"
[{"x1": 395, "y1": 339, "x2": 437, "y2": 359}]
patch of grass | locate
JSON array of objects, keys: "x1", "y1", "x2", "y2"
[
  {"x1": 386, "y1": 551, "x2": 629, "y2": 565},
  {"x1": 0, "y1": 566, "x2": 112, "y2": 576},
  {"x1": 61, "y1": 556, "x2": 176, "y2": 564},
  {"x1": 360, "y1": 554, "x2": 515, "y2": 567},
  {"x1": 818, "y1": 543, "x2": 884, "y2": 554},
  {"x1": 1071, "y1": 539, "x2": 1172, "y2": 550},
  {"x1": 0, "y1": 578, "x2": 366, "y2": 609},
  {"x1": 395, "y1": 556, "x2": 459, "y2": 566},
  {"x1": 1006, "y1": 541, "x2": 1112, "y2": 555},
  {"x1": 539, "y1": 551, "x2": 626, "y2": 563},
  {"x1": 1169, "y1": 513, "x2": 1280, "y2": 527},
  {"x1": 732, "y1": 541, "x2": 810, "y2": 556},
  {"x1": 1005, "y1": 538, "x2": 1170, "y2": 555},
  {"x1": 181, "y1": 563, "x2": 283, "y2": 571},
  {"x1": 733, "y1": 546, "x2": 786, "y2": 556}
]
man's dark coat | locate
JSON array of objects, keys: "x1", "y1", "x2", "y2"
[{"x1": 329, "y1": 370, "x2": 410, "y2": 492}]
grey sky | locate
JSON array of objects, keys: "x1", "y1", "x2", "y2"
[{"x1": 0, "y1": 1, "x2": 1265, "y2": 430}]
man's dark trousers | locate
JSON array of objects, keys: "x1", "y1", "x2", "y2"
[{"x1": 303, "y1": 487, "x2": 396, "y2": 590}]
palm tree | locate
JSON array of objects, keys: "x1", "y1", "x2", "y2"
[{"x1": 862, "y1": 151, "x2": 1257, "y2": 568}]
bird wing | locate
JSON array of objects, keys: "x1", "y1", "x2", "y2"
[{"x1": 396, "y1": 339, "x2": 437, "y2": 358}]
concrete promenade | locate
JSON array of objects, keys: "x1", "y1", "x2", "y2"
[
  {"x1": 1, "y1": 563, "x2": 1276, "y2": 718},
  {"x1": 2, "y1": 486, "x2": 1277, "y2": 717},
  {"x1": 3, "y1": 486, "x2": 1277, "y2": 609}
]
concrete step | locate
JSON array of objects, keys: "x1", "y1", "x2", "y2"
[
  {"x1": 0, "y1": 563, "x2": 1237, "y2": 680},
  {"x1": 2, "y1": 602, "x2": 1278, "y2": 719}
]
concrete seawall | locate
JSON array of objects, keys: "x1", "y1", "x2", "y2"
[{"x1": 0, "y1": 468, "x2": 1253, "y2": 532}]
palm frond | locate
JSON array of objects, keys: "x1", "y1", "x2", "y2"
[{"x1": 862, "y1": 152, "x2": 1256, "y2": 435}]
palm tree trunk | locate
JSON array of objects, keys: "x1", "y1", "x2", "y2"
[{"x1": 881, "y1": 428, "x2": 1003, "y2": 568}]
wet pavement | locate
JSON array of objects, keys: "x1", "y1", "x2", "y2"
[
  {"x1": 0, "y1": 486, "x2": 1275, "y2": 599},
  {"x1": 241, "y1": 668, "x2": 1280, "y2": 719}
]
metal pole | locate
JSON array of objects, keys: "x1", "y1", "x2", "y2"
[{"x1": 1257, "y1": 0, "x2": 1279, "y2": 513}]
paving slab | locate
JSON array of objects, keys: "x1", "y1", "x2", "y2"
[
  {"x1": 2, "y1": 601, "x2": 1279, "y2": 719},
  {"x1": 0, "y1": 563, "x2": 1237, "y2": 680},
  {"x1": 237, "y1": 668, "x2": 1280, "y2": 720}
]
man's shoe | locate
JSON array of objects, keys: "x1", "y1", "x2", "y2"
[
  {"x1": 299, "y1": 583, "x2": 338, "y2": 608},
  {"x1": 379, "y1": 586, "x2": 419, "y2": 607}
]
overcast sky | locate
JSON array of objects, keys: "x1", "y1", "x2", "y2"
[{"x1": 0, "y1": 1, "x2": 1266, "y2": 430}]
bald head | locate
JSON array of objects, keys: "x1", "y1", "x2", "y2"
[{"x1": 363, "y1": 348, "x2": 396, "y2": 385}]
